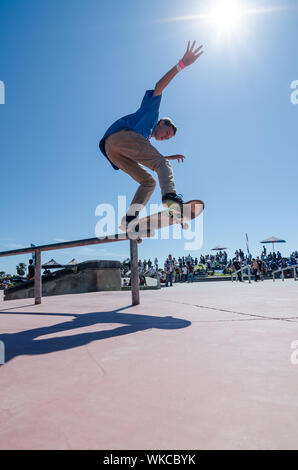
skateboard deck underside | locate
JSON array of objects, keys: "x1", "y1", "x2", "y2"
[{"x1": 137, "y1": 199, "x2": 204, "y2": 235}]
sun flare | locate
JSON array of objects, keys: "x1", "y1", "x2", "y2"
[
  {"x1": 157, "y1": 1, "x2": 285, "y2": 41},
  {"x1": 208, "y1": 0, "x2": 244, "y2": 34}
]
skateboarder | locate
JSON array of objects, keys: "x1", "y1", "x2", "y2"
[{"x1": 99, "y1": 40, "x2": 204, "y2": 228}]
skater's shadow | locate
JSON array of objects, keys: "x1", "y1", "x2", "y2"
[{"x1": 0, "y1": 306, "x2": 191, "y2": 364}]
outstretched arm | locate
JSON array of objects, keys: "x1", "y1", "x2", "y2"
[
  {"x1": 165, "y1": 154, "x2": 186, "y2": 163},
  {"x1": 153, "y1": 41, "x2": 204, "y2": 97}
]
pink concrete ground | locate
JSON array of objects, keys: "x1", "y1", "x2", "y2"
[{"x1": 0, "y1": 280, "x2": 298, "y2": 450}]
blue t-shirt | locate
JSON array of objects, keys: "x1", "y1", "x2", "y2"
[{"x1": 99, "y1": 90, "x2": 162, "y2": 170}]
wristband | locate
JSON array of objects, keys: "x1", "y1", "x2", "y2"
[
  {"x1": 179, "y1": 59, "x2": 185, "y2": 69},
  {"x1": 179, "y1": 60, "x2": 185, "y2": 69},
  {"x1": 176, "y1": 60, "x2": 185, "y2": 73}
]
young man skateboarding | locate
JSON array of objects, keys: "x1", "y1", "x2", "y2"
[{"x1": 99, "y1": 40, "x2": 204, "y2": 229}]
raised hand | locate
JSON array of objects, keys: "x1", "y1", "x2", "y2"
[
  {"x1": 153, "y1": 41, "x2": 204, "y2": 96},
  {"x1": 181, "y1": 41, "x2": 203, "y2": 67}
]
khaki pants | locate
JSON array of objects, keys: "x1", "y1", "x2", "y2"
[{"x1": 105, "y1": 129, "x2": 176, "y2": 215}]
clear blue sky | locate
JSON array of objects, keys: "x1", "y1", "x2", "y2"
[{"x1": 0, "y1": 0, "x2": 297, "y2": 275}]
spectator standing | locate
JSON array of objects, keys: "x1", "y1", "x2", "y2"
[
  {"x1": 164, "y1": 254, "x2": 175, "y2": 287},
  {"x1": 148, "y1": 266, "x2": 156, "y2": 276},
  {"x1": 232, "y1": 258, "x2": 242, "y2": 282},
  {"x1": 252, "y1": 258, "x2": 259, "y2": 282},
  {"x1": 186, "y1": 253, "x2": 192, "y2": 264},
  {"x1": 138, "y1": 260, "x2": 143, "y2": 274},
  {"x1": 182, "y1": 265, "x2": 188, "y2": 282},
  {"x1": 187, "y1": 264, "x2": 194, "y2": 282},
  {"x1": 175, "y1": 266, "x2": 181, "y2": 283},
  {"x1": 27, "y1": 259, "x2": 35, "y2": 280},
  {"x1": 257, "y1": 257, "x2": 264, "y2": 281}
]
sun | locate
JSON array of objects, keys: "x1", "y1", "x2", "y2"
[{"x1": 208, "y1": 0, "x2": 245, "y2": 35}]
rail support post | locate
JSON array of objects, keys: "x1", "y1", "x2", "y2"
[
  {"x1": 130, "y1": 239, "x2": 140, "y2": 305},
  {"x1": 34, "y1": 250, "x2": 42, "y2": 305}
]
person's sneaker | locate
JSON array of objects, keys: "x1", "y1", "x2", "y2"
[
  {"x1": 120, "y1": 214, "x2": 139, "y2": 232},
  {"x1": 162, "y1": 192, "x2": 184, "y2": 211}
]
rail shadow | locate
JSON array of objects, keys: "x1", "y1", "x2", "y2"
[{"x1": 0, "y1": 306, "x2": 191, "y2": 364}]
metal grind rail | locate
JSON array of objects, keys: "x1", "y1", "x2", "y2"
[
  {"x1": 0, "y1": 232, "x2": 152, "y2": 306},
  {"x1": 231, "y1": 264, "x2": 252, "y2": 283},
  {"x1": 272, "y1": 264, "x2": 298, "y2": 282}
]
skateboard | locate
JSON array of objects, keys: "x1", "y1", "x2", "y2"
[{"x1": 120, "y1": 199, "x2": 204, "y2": 242}]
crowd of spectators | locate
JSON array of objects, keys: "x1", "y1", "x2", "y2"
[
  {"x1": 0, "y1": 277, "x2": 13, "y2": 289},
  {"x1": 121, "y1": 257, "x2": 159, "y2": 287},
  {"x1": 0, "y1": 275, "x2": 26, "y2": 289},
  {"x1": 120, "y1": 246, "x2": 298, "y2": 286},
  {"x1": 231, "y1": 247, "x2": 298, "y2": 282},
  {"x1": 2, "y1": 249, "x2": 298, "y2": 290}
]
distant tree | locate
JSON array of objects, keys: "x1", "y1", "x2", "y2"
[{"x1": 16, "y1": 263, "x2": 26, "y2": 276}]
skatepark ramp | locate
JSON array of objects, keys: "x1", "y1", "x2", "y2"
[{"x1": 0, "y1": 233, "x2": 149, "y2": 305}]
